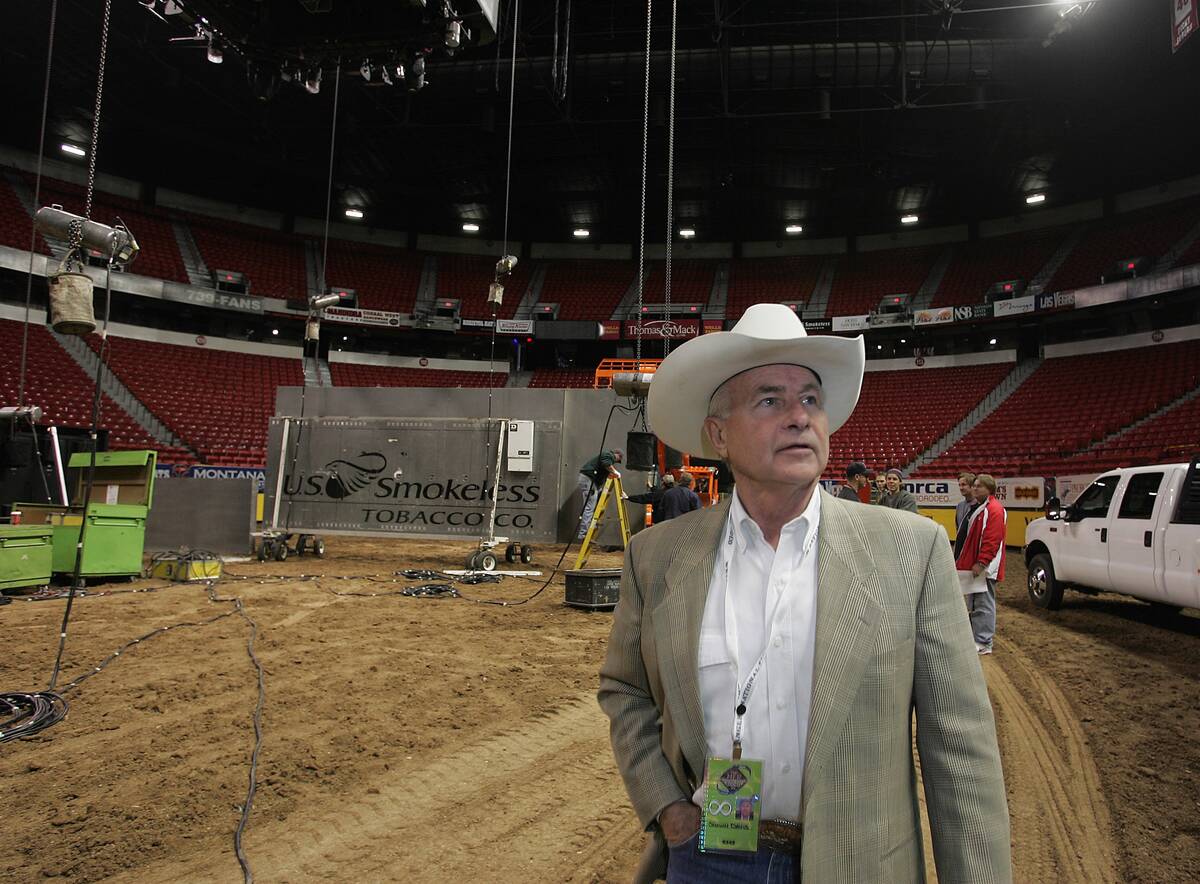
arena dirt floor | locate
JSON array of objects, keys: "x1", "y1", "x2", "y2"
[{"x1": 3, "y1": 536, "x2": 1199, "y2": 883}]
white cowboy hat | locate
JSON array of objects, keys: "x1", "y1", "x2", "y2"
[{"x1": 647, "y1": 303, "x2": 865, "y2": 459}]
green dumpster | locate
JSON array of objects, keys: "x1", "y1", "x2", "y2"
[
  {"x1": 0, "y1": 524, "x2": 54, "y2": 591},
  {"x1": 16, "y1": 450, "x2": 157, "y2": 579}
]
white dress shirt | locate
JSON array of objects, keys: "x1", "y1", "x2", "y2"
[{"x1": 691, "y1": 487, "x2": 821, "y2": 821}]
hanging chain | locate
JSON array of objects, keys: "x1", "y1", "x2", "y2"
[
  {"x1": 501, "y1": 0, "x2": 520, "y2": 259},
  {"x1": 635, "y1": 0, "x2": 653, "y2": 366},
  {"x1": 663, "y1": 0, "x2": 678, "y2": 357},
  {"x1": 79, "y1": 0, "x2": 113, "y2": 240}
]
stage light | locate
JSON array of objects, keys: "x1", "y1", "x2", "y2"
[
  {"x1": 573, "y1": 228, "x2": 590, "y2": 238},
  {"x1": 381, "y1": 65, "x2": 393, "y2": 86},
  {"x1": 462, "y1": 222, "x2": 480, "y2": 233},
  {"x1": 496, "y1": 255, "x2": 518, "y2": 275},
  {"x1": 445, "y1": 19, "x2": 462, "y2": 49},
  {"x1": 360, "y1": 59, "x2": 372, "y2": 81},
  {"x1": 679, "y1": 228, "x2": 696, "y2": 238},
  {"x1": 60, "y1": 143, "x2": 86, "y2": 158},
  {"x1": 900, "y1": 338, "x2": 907, "y2": 344},
  {"x1": 785, "y1": 224, "x2": 803, "y2": 235},
  {"x1": 876, "y1": 344, "x2": 883, "y2": 350},
  {"x1": 304, "y1": 68, "x2": 322, "y2": 94},
  {"x1": 901, "y1": 214, "x2": 919, "y2": 225},
  {"x1": 272, "y1": 328, "x2": 280, "y2": 336},
  {"x1": 344, "y1": 208, "x2": 364, "y2": 220},
  {"x1": 989, "y1": 338, "x2": 997, "y2": 345},
  {"x1": 206, "y1": 36, "x2": 223, "y2": 64},
  {"x1": 1025, "y1": 193, "x2": 1046, "y2": 205},
  {"x1": 310, "y1": 292, "x2": 343, "y2": 310}
]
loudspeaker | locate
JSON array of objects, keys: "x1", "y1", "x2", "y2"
[
  {"x1": 664, "y1": 445, "x2": 684, "y2": 470},
  {"x1": 625, "y1": 432, "x2": 658, "y2": 472}
]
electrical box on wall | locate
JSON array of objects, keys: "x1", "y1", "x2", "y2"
[{"x1": 507, "y1": 420, "x2": 534, "y2": 472}]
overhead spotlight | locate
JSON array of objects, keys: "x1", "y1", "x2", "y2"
[
  {"x1": 394, "y1": 63, "x2": 406, "y2": 82},
  {"x1": 1025, "y1": 193, "x2": 1046, "y2": 205},
  {"x1": 785, "y1": 224, "x2": 803, "y2": 235},
  {"x1": 271, "y1": 328, "x2": 280, "y2": 336},
  {"x1": 573, "y1": 228, "x2": 590, "y2": 238},
  {"x1": 206, "y1": 36, "x2": 223, "y2": 64},
  {"x1": 360, "y1": 59, "x2": 372, "y2": 81},
  {"x1": 407, "y1": 56, "x2": 426, "y2": 93},
  {"x1": 462, "y1": 222, "x2": 480, "y2": 233},
  {"x1": 381, "y1": 65, "x2": 393, "y2": 86},
  {"x1": 304, "y1": 67, "x2": 322, "y2": 94},
  {"x1": 163, "y1": 1, "x2": 182, "y2": 13},
  {"x1": 344, "y1": 208, "x2": 364, "y2": 220},
  {"x1": 678, "y1": 227, "x2": 696, "y2": 238},
  {"x1": 989, "y1": 338, "x2": 998, "y2": 346},
  {"x1": 899, "y1": 338, "x2": 907, "y2": 344},
  {"x1": 900, "y1": 214, "x2": 919, "y2": 225},
  {"x1": 496, "y1": 255, "x2": 518, "y2": 275},
  {"x1": 445, "y1": 19, "x2": 462, "y2": 49},
  {"x1": 60, "y1": 143, "x2": 86, "y2": 158},
  {"x1": 310, "y1": 292, "x2": 343, "y2": 310},
  {"x1": 876, "y1": 344, "x2": 883, "y2": 351},
  {"x1": 138, "y1": 0, "x2": 167, "y2": 21}
]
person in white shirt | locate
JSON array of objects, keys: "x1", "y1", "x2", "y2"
[{"x1": 598, "y1": 304, "x2": 1010, "y2": 884}]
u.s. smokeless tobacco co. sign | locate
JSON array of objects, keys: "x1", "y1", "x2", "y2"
[{"x1": 265, "y1": 417, "x2": 562, "y2": 540}]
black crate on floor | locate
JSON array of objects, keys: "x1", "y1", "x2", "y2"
[{"x1": 564, "y1": 568, "x2": 621, "y2": 610}]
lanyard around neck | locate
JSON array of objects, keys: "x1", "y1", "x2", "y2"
[{"x1": 722, "y1": 512, "x2": 818, "y2": 759}]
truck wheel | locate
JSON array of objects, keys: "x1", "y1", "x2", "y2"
[
  {"x1": 257, "y1": 540, "x2": 270, "y2": 562},
  {"x1": 312, "y1": 538, "x2": 325, "y2": 558},
  {"x1": 520, "y1": 544, "x2": 533, "y2": 564},
  {"x1": 505, "y1": 543, "x2": 517, "y2": 563},
  {"x1": 275, "y1": 542, "x2": 289, "y2": 562},
  {"x1": 1027, "y1": 553, "x2": 1064, "y2": 610},
  {"x1": 479, "y1": 552, "x2": 498, "y2": 572}
]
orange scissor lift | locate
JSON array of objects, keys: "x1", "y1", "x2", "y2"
[{"x1": 593, "y1": 358, "x2": 720, "y2": 525}]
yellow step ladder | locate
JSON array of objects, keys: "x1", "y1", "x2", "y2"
[{"x1": 573, "y1": 474, "x2": 631, "y2": 569}]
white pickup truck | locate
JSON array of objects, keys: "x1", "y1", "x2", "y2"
[{"x1": 1024, "y1": 459, "x2": 1200, "y2": 611}]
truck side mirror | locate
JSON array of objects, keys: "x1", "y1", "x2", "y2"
[{"x1": 1044, "y1": 497, "x2": 1062, "y2": 520}]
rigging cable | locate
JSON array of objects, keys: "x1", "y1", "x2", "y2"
[
  {"x1": 635, "y1": 0, "x2": 654, "y2": 367},
  {"x1": 16, "y1": 0, "x2": 58, "y2": 408},
  {"x1": 663, "y1": 0, "x2": 678, "y2": 357}
]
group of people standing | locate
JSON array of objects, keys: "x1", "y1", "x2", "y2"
[{"x1": 838, "y1": 462, "x2": 1006, "y2": 655}]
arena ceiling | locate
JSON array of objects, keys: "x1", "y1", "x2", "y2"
[{"x1": 4, "y1": 0, "x2": 1200, "y2": 243}]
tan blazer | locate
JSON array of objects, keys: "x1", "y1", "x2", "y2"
[{"x1": 598, "y1": 490, "x2": 1012, "y2": 883}]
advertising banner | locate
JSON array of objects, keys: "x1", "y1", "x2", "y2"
[
  {"x1": 953, "y1": 306, "x2": 973, "y2": 322},
  {"x1": 324, "y1": 306, "x2": 407, "y2": 327},
  {"x1": 972, "y1": 303, "x2": 993, "y2": 319},
  {"x1": 157, "y1": 464, "x2": 267, "y2": 491},
  {"x1": 913, "y1": 307, "x2": 954, "y2": 325},
  {"x1": 1175, "y1": 0, "x2": 1198, "y2": 52},
  {"x1": 1054, "y1": 473, "x2": 1100, "y2": 505},
  {"x1": 460, "y1": 318, "x2": 534, "y2": 334},
  {"x1": 703, "y1": 319, "x2": 724, "y2": 334},
  {"x1": 993, "y1": 295, "x2": 1035, "y2": 317},
  {"x1": 802, "y1": 317, "x2": 832, "y2": 332},
  {"x1": 162, "y1": 283, "x2": 264, "y2": 315},
  {"x1": 623, "y1": 318, "x2": 701, "y2": 339},
  {"x1": 264, "y1": 417, "x2": 563, "y2": 540},
  {"x1": 599, "y1": 321, "x2": 621, "y2": 340},
  {"x1": 902, "y1": 478, "x2": 958, "y2": 507},
  {"x1": 832, "y1": 314, "x2": 869, "y2": 332},
  {"x1": 900, "y1": 476, "x2": 1046, "y2": 508}
]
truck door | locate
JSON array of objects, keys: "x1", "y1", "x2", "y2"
[
  {"x1": 1163, "y1": 460, "x2": 1200, "y2": 609},
  {"x1": 1107, "y1": 470, "x2": 1166, "y2": 603},
  {"x1": 1058, "y1": 473, "x2": 1119, "y2": 588}
]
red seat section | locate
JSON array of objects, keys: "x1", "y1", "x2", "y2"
[
  {"x1": 188, "y1": 214, "x2": 309, "y2": 300},
  {"x1": 825, "y1": 246, "x2": 939, "y2": 318},
  {"x1": 322, "y1": 240, "x2": 423, "y2": 313},
  {"x1": 27, "y1": 174, "x2": 188, "y2": 283},
  {"x1": 528, "y1": 368, "x2": 595, "y2": 388},
  {"x1": 924, "y1": 341, "x2": 1200, "y2": 477},
  {"x1": 933, "y1": 229, "x2": 1066, "y2": 308},
  {"x1": 0, "y1": 177, "x2": 49, "y2": 253},
  {"x1": 1045, "y1": 199, "x2": 1200, "y2": 293},
  {"x1": 0, "y1": 318, "x2": 192, "y2": 461},
  {"x1": 539, "y1": 260, "x2": 634, "y2": 320},
  {"x1": 89, "y1": 335, "x2": 304, "y2": 467},
  {"x1": 727, "y1": 256, "x2": 824, "y2": 320},
  {"x1": 827, "y1": 362, "x2": 1012, "y2": 479},
  {"x1": 329, "y1": 363, "x2": 507, "y2": 388},
  {"x1": 639, "y1": 261, "x2": 716, "y2": 307},
  {"x1": 1054, "y1": 395, "x2": 1200, "y2": 473},
  {"x1": 434, "y1": 253, "x2": 533, "y2": 320}
]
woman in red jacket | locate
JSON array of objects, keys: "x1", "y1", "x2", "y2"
[{"x1": 955, "y1": 473, "x2": 1007, "y2": 655}]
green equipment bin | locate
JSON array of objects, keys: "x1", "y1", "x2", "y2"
[
  {"x1": 0, "y1": 524, "x2": 54, "y2": 591},
  {"x1": 16, "y1": 450, "x2": 157, "y2": 579}
]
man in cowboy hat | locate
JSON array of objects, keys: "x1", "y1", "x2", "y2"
[{"x1": 598, "y1": 304, "x2": 1010, "y2": 883}]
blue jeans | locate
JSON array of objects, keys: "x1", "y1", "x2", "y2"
[
  {"x1": 666, "y1": 831, "x2": 796, "y2": 884},
  {"x1": 967, "y1": 578, "x2": 997, "y2": 648},
  {"x1": 576, "y1": 472, "x2": 599, "y2": 539}
]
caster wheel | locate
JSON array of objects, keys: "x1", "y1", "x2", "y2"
[
  {"x1": 467, "y1": 551, "x2": 482, "y2": 570},
  {"x1": 520, "y1": 545, "x2": 533, "y2": 564},
  {"x1": 275, "y1": 542, "x2": 289, "y2": 562},
  {"x1": 479, "y1": 552, "x2": 498, "y2": 572},
  {"x1": 257, "y1": 540, "x2": 269, "y2": 562},
  {"x1": 505, "y1": 543, "x2": 517, "y2": 563},
  {"x1": 296, "y1": 535, "x2": 308, "y2": 556},
  {"x1": 313, "y1": 539, "x2": 325, "y2": 558}
]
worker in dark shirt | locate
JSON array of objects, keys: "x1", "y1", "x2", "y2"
[
  {"x1": 658, "y1": 471, "x2": 701, "y2": 521},
  {"x1": 626, "y1": 473, "x2": 675, "y2": 525}
]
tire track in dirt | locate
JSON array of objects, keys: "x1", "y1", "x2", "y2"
[
  {"x1": 114, "y1": 693, "x2": 642, "y2": 883},
  {"x1": 984, "y1": 643, "x2": 1118, "y2": 884}
]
